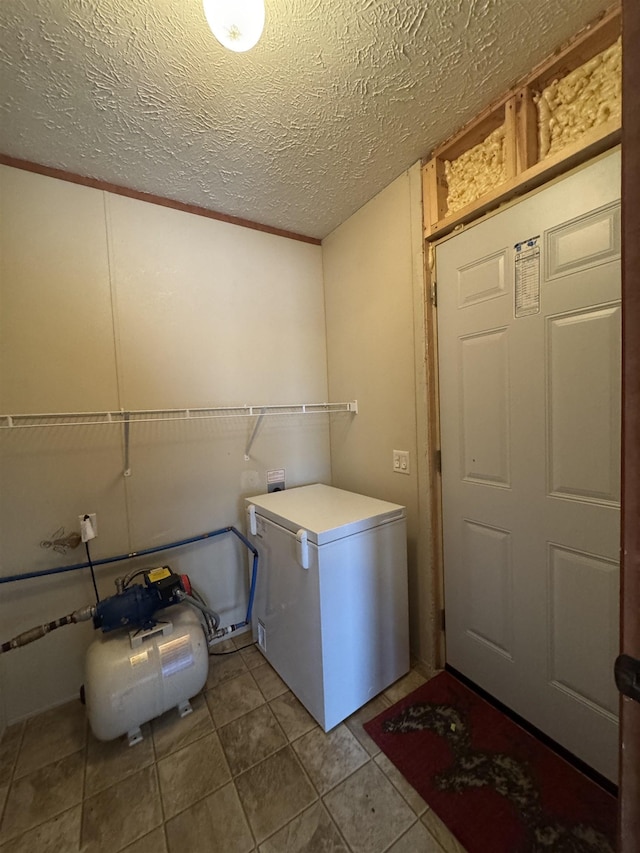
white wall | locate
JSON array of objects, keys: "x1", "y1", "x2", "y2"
[
  {"x1": 0, "y1": 166, "x2": 331, "y2": 723},
  {"x1": 0, "y1": 670, "x2": 5, "y2": 742},
  {"x1": 322, "y1": 164, "x2": 435, "y2": 670}
]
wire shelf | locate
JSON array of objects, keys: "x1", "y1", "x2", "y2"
[
  {"x1": 0, "y1": 401, "x2": 358, "y2": 429},
  {"x1": 0, "y1": 401, "x2": 359, "y2": 474}
]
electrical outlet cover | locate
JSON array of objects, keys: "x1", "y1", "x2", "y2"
[
  {"x1": 267, "y1": 469, "x2": 286, "y2": 492},
  {"x1": 79, "y1": 513, "x2": 97, "y2": 541}
]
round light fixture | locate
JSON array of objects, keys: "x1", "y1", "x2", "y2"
[{"x1": 203, "y1": 0, "x2": 265, "y2": 53}]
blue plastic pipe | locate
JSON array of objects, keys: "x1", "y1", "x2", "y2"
[{"x1": 0, "y1": 526, "x2": 259, "y2": 624}]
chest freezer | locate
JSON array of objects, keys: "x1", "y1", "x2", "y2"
[{"x1": 245, "y1": 484, "x2": 409, "y2": 730}]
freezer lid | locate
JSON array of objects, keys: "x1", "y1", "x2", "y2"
[{"x1": 245, "y1": 484, "x2": 406, "y2": 545}]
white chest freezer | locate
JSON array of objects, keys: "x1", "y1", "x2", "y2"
[{"x1": 245, "y1": 484, "x2": 409, "y2": 731}]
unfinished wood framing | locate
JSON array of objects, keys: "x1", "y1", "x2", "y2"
[{"x1": 423, "y1": 4, "x2": 621, "y2": 240}]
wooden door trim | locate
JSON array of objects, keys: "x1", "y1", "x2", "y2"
[{"x1": 619, "y1": 1, "x2": 640, "y2": 847}]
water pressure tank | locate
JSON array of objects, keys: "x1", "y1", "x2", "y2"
[{"x1": 84, "y1": 604, "x2": 208, "y2": 742}]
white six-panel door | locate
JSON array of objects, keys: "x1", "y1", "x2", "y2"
[{"x1": 437, "y1": 151, "x2": 621, "y2": 781}]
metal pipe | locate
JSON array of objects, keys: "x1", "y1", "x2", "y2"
[{"x1": 1, "y1": 604, "x2": 95, "y2": 654}]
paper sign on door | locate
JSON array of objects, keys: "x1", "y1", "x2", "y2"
[{"x1": 514, "y1": 236, "x2": 540, "y2": 318}]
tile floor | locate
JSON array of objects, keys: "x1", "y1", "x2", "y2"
[{"x1": 0, "y1": 633, "x2": 467, "y2": 853}]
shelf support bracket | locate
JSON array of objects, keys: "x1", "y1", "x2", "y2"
[
  {"x1": 244, "y1": 408, "x2": 266, "y2": 461},
  {"x1": 123, "y1": 412, "x2": 131, "y2": 477}
]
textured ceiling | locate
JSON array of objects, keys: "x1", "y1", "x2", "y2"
[{"x1": 0, "y1": 0, "x2": 613, "y2": 239}]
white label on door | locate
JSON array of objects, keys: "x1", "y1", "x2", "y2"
[{"x1": 514, "y1": 237, "x2": 540, "y2": 318}]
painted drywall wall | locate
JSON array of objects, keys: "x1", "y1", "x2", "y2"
[
  {"x1": 0, "y1": 669, "x2": 5, "y2": 743},
  {"x1": 322, "y1": 163, "x2": 435, "y2": 670},
  {"x1": 0, "y1": 165, "x2": 332, "y2": 723}
]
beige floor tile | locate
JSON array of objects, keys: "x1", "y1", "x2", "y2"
[
  {"x1": 252, "y1": 663, "x2": 288, "y2": 701},
  {"x1": 269, "y1": 692, "x2": 317, "y2": 742},
  {"x1": 258, "y1": 802, "x2": 349, "y2": 853},
  {"x1": 292, "y1": 724, "x2": 369, "y2": 795},
  {"x1": 421, "y1": 811, "x2": 467, "y2": 853},
  {"x1": 152, "y1": 691, "x2": 214, "y2": 759},
  {"x1": 344, "y1": 695, "x2": 390, "y2": 757},
  {"x1": 374, "y1": 752, "x2": 428, "y2": 816},
  {"x1": 0, "y1": 721, "x2": 24, "y2": 779},
  {"x1": 14, "y1": 701, "x2": 86, "y2": 779},
  {"x1": 383, "y1": 670, "x2": 427, "y2": 705},
  {"x1": 235, "y1": 746, "x2": 317, "y2": 843},
  {"x1": 206, "y1": 649, "x2": 249, "y2": 690},
  {"x1": 232, "y1": 631, "x2": 255, "y2": 650},
  {"x1": 85, "y1": 724, "x2": 154, "y2": 797},
  {"x1": 209, "y1": 635, "x2": 241, "y2": 651},
  {"x1": 157, "y1": 732, "x2": 231, "y2": 820},
  {"x1": 0, "y1": 749, "x2": 84, "y2": 844},
  {"x1": 239, "y1": 644, "x2": 265, "y2": 671},
  {"x1": 165, "y1": 782, "x2": 254, "y2": 853},
  {"x1": 81, "y1": 765, "x2": 162, "y2": 853},
  {"x1": 0, "y1": 662, "x2": 464, "y2": 853},
  {"x1": 205, "y1": 672, "x2": 265, "y2": 727},
  {"x1": 323, "y1": 761, "x2": 415, "y2": 853},
  {"x1": 219, "y1": 704, "x2": 286, "y2": 776},
  {"x1": 386, "y1": 820, "x2": 446, "y2": 853},
  {"x1": 0, "y1": 805, "x2": 81, "y2": 853},
  {"x1": 121, "y1": 827, "x2": 168, "y2": 853}
]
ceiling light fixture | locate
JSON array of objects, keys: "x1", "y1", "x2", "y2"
[{"x1": 203, "y1": 0, "x2": 265, "y2": 53}]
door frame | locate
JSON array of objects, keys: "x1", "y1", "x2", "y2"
[{"x1": 619, "y1": 1, "x2": 640, "y2": 847}]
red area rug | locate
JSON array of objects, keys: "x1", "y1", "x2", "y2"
[{"x1": 364, "y1": 671, "x2": 617, "y2": 853}]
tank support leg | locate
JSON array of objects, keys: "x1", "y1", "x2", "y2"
[
  {"x1": 177, "y1": 699, "x2": 193, "y2": 718},
  {"x1": 127, "y1": 726, "x2": 143, "y2": 747}
]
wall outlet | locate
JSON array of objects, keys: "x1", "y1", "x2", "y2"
[
  {"x1": 393, "y1": 450, "x2": 410, "y2": 475},
  {"x1": 79, "y1": 513, "x2": 97, "y2": 542},
  {"x1": 267, "y1": 468, "x2": 286, "y2": 493}
]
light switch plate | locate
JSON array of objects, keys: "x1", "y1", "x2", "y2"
[{"x1": 393, "y1": 450, "x2": 410, "y2": 475}]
